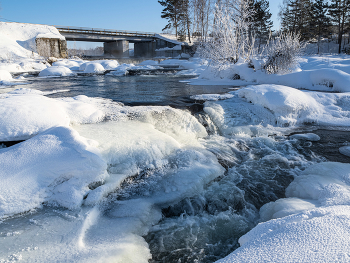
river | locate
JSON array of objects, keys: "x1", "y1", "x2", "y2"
[{"x1": 0, "y1": 71, "x2": 349, "y2": 262}]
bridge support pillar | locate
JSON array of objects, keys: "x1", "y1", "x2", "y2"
[
  {"x1": 104, "y1": 40, "x2": 129, "y2": 58},
  {"x1": 134, "y1": 41, "x2": 156, "y2": 58}
]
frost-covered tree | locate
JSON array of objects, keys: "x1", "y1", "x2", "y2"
[{"x1": 198, "y1": 0, "x2": 256, "y2": 68}]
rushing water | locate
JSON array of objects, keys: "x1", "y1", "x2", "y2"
[
  {"x1": 18, "y1": 74, "x2": 232, "y2": 108},
  {"x1": 1, "y1": 72, "x2": 347, "y2": 262}
]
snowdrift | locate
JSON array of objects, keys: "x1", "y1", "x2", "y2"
[{"x1": 0, "y1": 22, "x2": 64, "y2": 60}]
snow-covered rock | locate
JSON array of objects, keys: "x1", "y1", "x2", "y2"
[
  {"x1": 84, "y1": 63, "x2": 105, "y2": 73},
  {"x1": 39, "y1": 66, "x2": 74, "y2": 77}
]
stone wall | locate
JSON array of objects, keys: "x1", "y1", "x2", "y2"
[{"x1": 36, "y1": 38, "x2": 68, "y2": 58}]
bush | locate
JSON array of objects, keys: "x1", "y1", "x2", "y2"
[{"x1": 263, "y1": 32, "x2": 301, "y2": 74}]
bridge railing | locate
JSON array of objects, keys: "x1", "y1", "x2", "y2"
[{"x1": 54, "y1": 25, "x2": 157, "y2": 37}]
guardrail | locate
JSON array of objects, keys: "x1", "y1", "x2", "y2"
[{"x1": 54, "y1": 25, "x2": 157, "y2": 38}]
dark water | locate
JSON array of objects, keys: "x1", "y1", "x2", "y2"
[
  {"x1": 20, "y1": 74, "x2": 233, "y2": 108},
  {"x1": 291, "y1": 128, "x2": 350, "y2": 163}
]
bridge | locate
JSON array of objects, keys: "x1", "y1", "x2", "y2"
[{"x1": 54, "y1": 26, "x2": 184, "y2": 58}]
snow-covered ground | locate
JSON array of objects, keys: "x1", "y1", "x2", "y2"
[{"x1": 2, "y1": 21, "x2": 350, "y2": 263}]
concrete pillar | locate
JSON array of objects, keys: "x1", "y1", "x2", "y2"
[
  {"x1": 134, "y1": 41, "x2": 156, "y2": 58},
  {"x1": 36, "y1": 38, "x2": 68, "y2": 58},
  {"x1": 104, "y1": 40, "x2": 129, "y2": 58}
]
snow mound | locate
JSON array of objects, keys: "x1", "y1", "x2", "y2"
[
  {"x1": 39, "y1": 66, "x2": 74, "y2": 77},
  {"x1": 0, "y1": 93, "x2": 104, "y2": 141},
  {"x1": 84, "y1": 63, "x2": 105, "y2": 73},
  {"x1": 238, "y1": 85, "x2": 324, "y2": 126},
  {"x1": 97, "y1": 60, "x2": 120, "y2": 70},
  {"x1": 0, "y1": 22, "x2": 64, "y2": 60},
  {"x1": 0, "y1": 70, "x2": 13, "y2": 81},
  {"x1": 0, "y1": 126, "x2": 107, "y2": 219},
  {"x1": 52, "y1": 59, "x2": 83, "y2": 71},
  {"x1": 259, "y1": 162, "x2": 350, "y2": 222},
  {"x1": 286, "y1": 162, "x2": 350, "y2": 207}
]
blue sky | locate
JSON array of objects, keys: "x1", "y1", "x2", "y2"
[{"x1": 0, "y1": 0, "x2": 283, "y2": 48}]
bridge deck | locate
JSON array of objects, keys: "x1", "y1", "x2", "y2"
[{"x1": 55, "y1": 26, "x2": 156, "y2": 38}]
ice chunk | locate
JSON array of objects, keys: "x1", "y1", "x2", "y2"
[
  {"x1": 290, "y1": 133, "x2": 320, "y2": 141},
  {"x1": 75, "y1": 120, "x2": 223, "y2": 206},
  {"x1": 259, "y1": 197, "x2": 318, "y2": 221},
  {"x1": 0, "y1": 126, "x2": 107, "y2": 218},
  {"x1": 339, "y1": 146, "x2": 350, "y2": 157},
  {"x1": 191, "y1": 93, "x2": 234, "y2": 101}
]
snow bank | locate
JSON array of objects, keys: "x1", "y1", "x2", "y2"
[
  {"x1": 204, "y1": 84, "x2": 350, "y2": 136},
  {"x1": 217, "y1": 205, "x2": 350, "y2": 263},
  {"x1": 192, "y1": 56, "x2": 350, "y2": 92},
  {"x1": 39, "y1": 66, "x2": 74, "y2": 77},
  {"x1": 0, "y1": 59, "x2": 48, "y2": 73},
  {"x1": 217, "y1": 162, "x2": 350, "y2": 262},
  {"x1": 0, "y1": 126, "x2": 107, "y2": 218},
  {"x1": 0, "y1": 93, "x2": 104, "y2": 141},
  {"x1": 270, "y1": 68, "x2": 350, "y2": 92},
  {"x1": 0, "y1": 22, "x2": 64, "y2": 60}
]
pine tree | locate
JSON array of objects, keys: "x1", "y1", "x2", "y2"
[
  {"x1": 251, "y1": 0, "x2": 273, "y2": 52},
  {"x1": 279, "y1": 0, "x2": 313, "y2": 40},
  {"x1": 328, "y1": 0, "x2": 350, "y2": 53},
  {"x1": 158, "y1": 0, "x2": 184, "y2": 38},
  {"x1": 310, "y1": 0, "x2": 331, "y2": 54}
]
